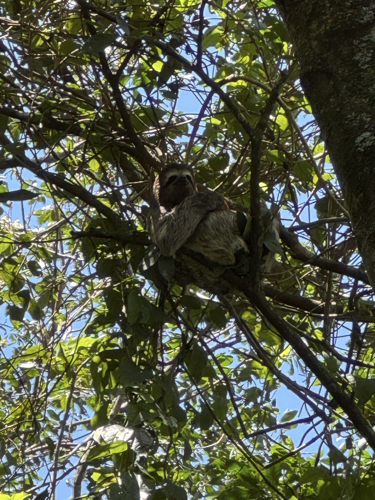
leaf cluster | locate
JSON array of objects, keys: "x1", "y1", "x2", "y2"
[{"x1": 0, "y1": 0, "x2": 374, "y2": 499}]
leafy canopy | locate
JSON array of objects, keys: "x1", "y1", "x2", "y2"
[{"x1": 0, "y1": 0, "x2": 375, "y2": 499}]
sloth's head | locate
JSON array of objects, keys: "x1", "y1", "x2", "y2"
[{"x1": 155, "y1": 163, "x2": 197, "y2": 209}]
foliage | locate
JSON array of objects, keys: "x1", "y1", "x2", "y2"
[{"x1": 0, "y1": 0, "x2": 375, "y2": 498}]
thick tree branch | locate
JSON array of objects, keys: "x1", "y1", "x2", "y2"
[
  {"x1": 0, "y1": 104, "x2": 153, "y2": 175},
  {"x1": 280, "y1": 226, "x2": 369, "y2": 284},
  {"x1": 225, "y1": 270, "x2": 375, "y2": 451},
  {"x1": 223, "y1": 296, "x2": 330, "y2": 421},
  {"x1": 224, "y1": 75, "x2": 349, "y2": 216},
  {"x1": 77, "y1": 0, "x2": 160, "y2": 173},
  {"x1": 263, "y1": 283, "x2": 326, "y2": 314},
  {"x1": 172, "y1": 244, "x2": 375, "y2": 450},
  {"x1": 0, "y1": 134, "x2": 126, "y2": 230}
]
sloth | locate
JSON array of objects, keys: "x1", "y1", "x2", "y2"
[{"x1": 148, "y1": 163, "x2": 278, "y2": 291}]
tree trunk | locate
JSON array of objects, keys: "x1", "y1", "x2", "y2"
[{"x1": 274, "y1": 0, "x2": 375, "y2": 289}]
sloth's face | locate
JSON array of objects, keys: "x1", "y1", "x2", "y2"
[{"x1": 158, "y1": 165, "x2": 197, "y2": 208}]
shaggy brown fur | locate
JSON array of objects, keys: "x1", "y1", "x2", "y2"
[{"x1": 149, "y1": 163, "x2": 248, "y2": 266}]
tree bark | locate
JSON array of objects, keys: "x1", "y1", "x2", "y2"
[{"x1": 274, "y1": 0, "x2": 375, "y2": 289}]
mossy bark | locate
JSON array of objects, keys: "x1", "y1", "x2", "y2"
[{"x1": 275, "y1": 0, "x2": 375, "y2": 289}]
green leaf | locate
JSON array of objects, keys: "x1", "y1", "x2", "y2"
[
  {"x1": 209, "y1": 305, "x2": 227, "y2": 328},
  {"x1": 0, "y1": 114, "x2": 9, "y2": 134},
  {"x1": 152, "y1": 60, "x2": 163, "y2": 72},
  {"x1": 27, "y1": 260, "x2": 42, "y2": 276},
  {"x1": 90, "y1": 403, "x2": 109, "y2": 428},
  {"x1": 104, "y1": 288, "x2": 123, "y2": 318},
  {"x1": 263, "y1": 229, "x2": 282, "y2": 254},
  {"x1": 355, "y1": 377, "x2": 375, "y2": 406},
  {"x1": 180, "y1": 295, "x2": 202, "y2": 309},
  {"x1": 185, "y1": 343, "x2": 207, "y2": 382},
  {"x1": 276, "y1": 113, "x2": 289, "y2": 130},
  {"x1": 211, "y1": 394, "x2": 227, "y2": 421},
  {"x1": 59, "y1": 39, "x2": 79, "y2": 55},
  {"x1": 127, "y1": 289, "x2": 150, "y2": 325},
  {"x1": 158, "y1": 255, "x2": 175, "y2": 281},
  {"x1": 315, "y1": 195, "x2": 343, "y2": 218},
  {"x1": 293, "y1": 160, "x2": 314, "y2": 181},
  {"x1": 161, "y1": 89, "x2": 178, "y2": 100},
  {"x1": 280, "y1": 409, "x2": 297, "y2": 422},
  {"x1": 164, "y1": 480, "x2": 187, "y2": 500},
  {"x1": 87, "y1": 441, "x2": 128, "y2": 461},
  {"x1": 265, "y1": 149, "x2": 288, "y2": 164},
  {"x1": 65, "y1": 17, "x2": 82, "y2": 34},
  {"x1": 202, "y1": 26, "x2": 225, "y2": 50},
  {"x1": 328, "y1": 446, "x2": 347, "y2": 464},
  {"x1": 323, "y1": 353, "x2": 340, "y2": 374},
  {"x1": 353, "y1": 485, "x2": 375, "y2": 500},
  {"x1": 81, "y1": 34, "x2": 117, "y2": 54},
  {"x1": 300, "y1": 467, "x2": 328, "y2": 484},
  {"x1": 6, "y1": 304, "x2": 24, "y2": 322},
  {"x1": 119, "y1": 356, "x2": 152, "y2": 387},
  {"x1": 183, "y1": 439, "x2": 192, "y2": 462},
  {"x1": 89, "y1": 158, "x2": 100, "y2": 170},
  {"x1": 108, "y1": 475, "x2": 139, "y2": 500},
  {"x1": 28, "y1": 299, "x2": 43, "y2": 320},
  {"x1": 12, "y1": 493, "x2": 29, "y2": 500}
]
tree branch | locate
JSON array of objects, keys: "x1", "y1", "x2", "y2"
[
  {"x1": 280, "y1": 226, "x2": 369, "y2": 284},
  {"x1": 230, "y1": 272, "x2": 375, "y2": 451},
  {"x1": 77, "y1": 0, "x2": 160, "y2": 173}
]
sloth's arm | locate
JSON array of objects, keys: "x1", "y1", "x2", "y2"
[{"x1": 150, "y1": 191, "x2": 225, "y2": 256}]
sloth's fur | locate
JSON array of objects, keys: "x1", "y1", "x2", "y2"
[{"x1": 148, "y1": 163, "x2": 276, "y2": 293}]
